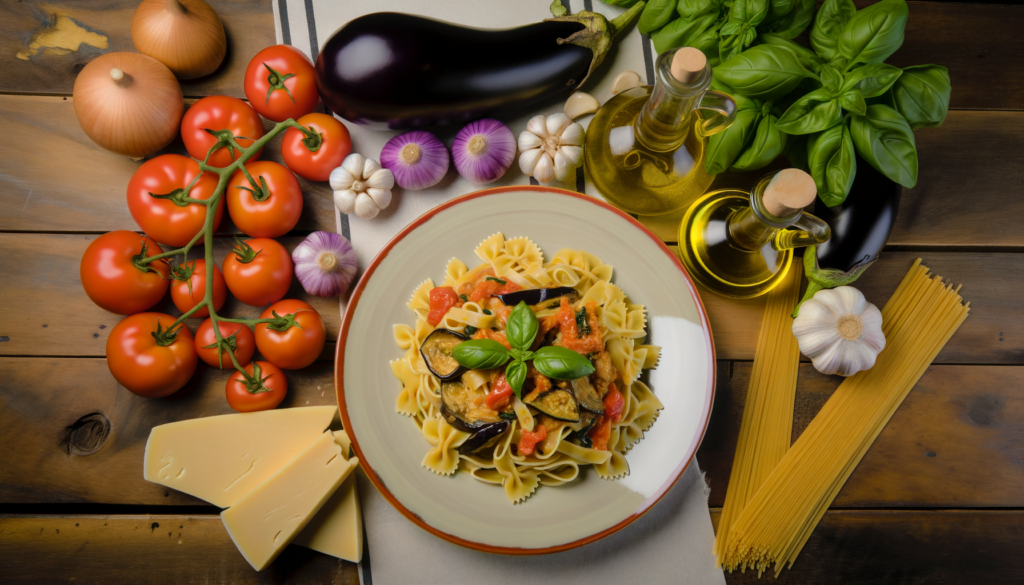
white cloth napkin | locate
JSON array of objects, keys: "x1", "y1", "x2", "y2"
[{"x1": 273, "y1": 1, "x2": 725, "y2": 583}]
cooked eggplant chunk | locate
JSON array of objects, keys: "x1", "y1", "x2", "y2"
[
  {"x1": 458, "y1": 421, "x2": 510, "y2": 455},
  {"x1": 571, "y1": 378, "x2": 605, "y2": 414},
  {"x1": 524, "y1": 389, "x2": 580, "y2": 422},
  {"x1": 420, "y1": 329, "x2": 468, "y2": 381},
  {"x1": 496, "y1": 286, "x2": 575, "y2": 307},
  {"x1": 440, "y1": 379, "x2": 502, "y2": 431}
]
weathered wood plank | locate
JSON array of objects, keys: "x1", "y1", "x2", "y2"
[
  {"x1": 639, "y1": 111, "x2": 1024, "y2": 248},
  {"x1": 712, "y1": 509, "x2": 1024, "y2": 584},
  {"x1": 0, "y1": 0, "x2": 273, "y2": 98},
  {"x1": 698, "y1": 364, "x2": 1024, "y2": 508},
  {"x1": 0, "y1": 358, "x2": 337, "y2": 505},
  {"x1": 0, "y1": 515, "x2": 358, "y2": 584},
  {"x1": 0, "y1": 96, "x2": 336, "y2": 234},
  {"x1": 0, "y1": 234, "x2": 344, "y2": 358}
]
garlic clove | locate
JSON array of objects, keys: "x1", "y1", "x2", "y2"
[
  {"x1": 518, "y1": 131, "x2": 543, "y2": 152},
  {"x1": 329, "y1": 167, "x2": 355, "y2": 191},
  {"x1": 545, "y1": 113, "x2": 572, "y2": 138},
  {"x1": 367, "y1": 187, "x2": 392, "y2": 209},
  {"x1": 354, "y1": 192, "x2": 380, "y2": 219},
  {"x1": 564, "y1": 92, "x2": 599, "y2": 120},
  {"x1": 362, "y1": 157, "x2": 382, "y2": 179},
  {"x1": 553, "y1": 150, "x2": 575, "y2": 182},
  {"x1": 334, "y1": 189, "x2": 358, "y2": 215},
  {"x1": 526, "y1": 115, "x2": 549, "y2": 139},
  {"x1": 366, "y1": 168, "x2": 395, "y2": 190},
  {"x1": 518, "y1": 148, "x2": 543, "y2": 176},
  {"x1": 342, "y1": 153, "x2": 365, "y2": 178},
  {"x1": 533, "y1": 152, "x2": 555, "y2": 183},
  {"x1": 611, "y1": 70, "x2": 642, "y2": 95},
  {"x1": 559, "y1": 123, "x2": 584, "y2": 147},
  {"x1": 558, "y1": 145, "x2": 584, "y2": 167}
]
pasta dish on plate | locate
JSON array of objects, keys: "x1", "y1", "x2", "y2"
[{"x1": 391, "y1": 233, "x2": 663, "y2": 504}]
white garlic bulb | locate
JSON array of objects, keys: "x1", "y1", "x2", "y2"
[
  {"x1": 517, "y1": 113, "x2": 584, "y2": 183},
  {"x1": 792, "y1": 286, "x2": 886, "y2": 377},
  {"x1": 331, "y1": 153, "x2": 394, "y2": 219}
]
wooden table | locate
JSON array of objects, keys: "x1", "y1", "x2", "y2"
[{"x1": 1, "y1": 1, "x2": 1021, "y2": 583}]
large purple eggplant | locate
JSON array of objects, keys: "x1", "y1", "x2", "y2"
[{"x1": 314, "y1": 4, "x2": 645, "y2": 129}]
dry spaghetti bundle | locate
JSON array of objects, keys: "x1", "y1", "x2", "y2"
[
  {"x1": 721, "y1": 259, "x2": 970, "y2": 576},
  {"x1": 713, "y1": 263, "x2": 802, "y2": 564}
]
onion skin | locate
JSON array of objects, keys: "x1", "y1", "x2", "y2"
[
  {"x1": 131, "y1": 0, "x2": 226, "y2": 80},
  {"x1": 73, "y1": 52, "x2": 183, "y2": 158}
]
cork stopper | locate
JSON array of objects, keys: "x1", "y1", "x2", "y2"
[
  {"x1": 670, "y1": 48, "x2": 707, "y2": 84},
  {"x1": 762, "y1": 169, "x2": 817, "y2": 218}
]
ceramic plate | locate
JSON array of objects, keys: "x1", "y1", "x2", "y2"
[{"x1": 336, "y1": 186, "x2": 715, "y2": 554}]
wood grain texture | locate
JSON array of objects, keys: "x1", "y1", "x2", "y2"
[
  {"x1": 0, "y1": 233, "x2": 344, "y2": 358},
  {"x1": 0, "y1": 515, "x2": 358, "y2": 584},
  {"x1": 0, "y1": 0, "x2": 273, "y2": 98},
  {"x1": 0, "y1": 358, "x2": 337, "y2": 505},
  {"x1": 698, "y1": 364, "x2": 1024, "y2": 508},
  {"x1": 0, "y1": 96, "x2": 336, "y2": 234},
  {"x1": 712, "y1": 509, "x2": 1024, "y2": 584}
]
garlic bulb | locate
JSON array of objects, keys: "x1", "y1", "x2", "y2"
[
  {"x1": 331, "y1": 153, "x2": 394, "y2": 219},
  {"x1": 517, "y1": 114, "x2": 584, "y2": 183},
  {"x1": 792, "y1": 286, "x2": 886, "y2": 377}
]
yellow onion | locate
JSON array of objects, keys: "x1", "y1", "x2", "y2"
[
  {"x1": 131, "y1": 0, "x2": 226, "y2": 79},
  {"x1": 73, "y1": 52, "x2": 184, "y2": 158}
]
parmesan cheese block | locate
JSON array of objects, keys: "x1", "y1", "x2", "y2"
[
  {"x1": 294, "y1": 431, "x2": 364, "y2": 562},
  {"x1": 143, "y1": 406, "x2": 336, "y2": 507},
  {"x1": 221, "y1": 431, "x2": 357, "y2": 571}
]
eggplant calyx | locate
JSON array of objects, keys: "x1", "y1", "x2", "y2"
[
  {"x1": 793, "y1": 246, "x2": 875, "y2": 318},
  {"x1": 544, "y1": 1, "x2": 645, "y2": 90}
]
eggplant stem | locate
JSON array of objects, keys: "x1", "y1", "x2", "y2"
[{"x1": 544, "y1": 1, "x2": 646, "y2": 91}]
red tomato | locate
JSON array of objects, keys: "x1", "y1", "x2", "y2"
[
  {"x1": 181, "y1": 96, "x2": 265, "y2": 168},
  {"x1": 589, "y1": 416, "x2": 612, "y2": 451},
  {"x1": 281, "y1": 113, "x2": 351, "y2": 181},
  {"x1": 170, "y1": 259, "x2": 227, "y2": 318},
  {"x1": 126, "y1": 154, "x2": 223, "y2": 247},
  {"x1": 485, "y1": 374, "x2": 514, "y2": 410},
  {"x1": 226, "y1": 361, "x2": 287, "y2": 412},
  {"x1": 255, "y1": 300, "x2": 326, "y2": 370},
  {"x1": 517, "y1": 424, "x2": 547, "y2": 456},
  {"x1": 81, "y1": 231, "x2": 170, "y2": 314},
  {"x1": 106, "y1": 312, "x2": 197, "y2": 398},
  {"x1": 194, "y1": 318, "x2": 255, "y2": 369},
  {"x1": 222, "y1": 238, "x2": 293, "y2": 306},
  {"x1": 226, "y1": 161, "x2": 303, "y2": 238},
  {"x1": 426, "y1": 286, "x2": 459, "y2": 326},
  {"x1": 243, "y1": 45, "x2": 319, "y2": 123},
  {"x1": 603, "y1": 383, "x2": 625, "y2": 424}
]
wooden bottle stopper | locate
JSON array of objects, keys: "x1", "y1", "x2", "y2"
[
  {"x1": 762, "y1": 169, "x2": 817, "y2": 217},
  {"x1": 671, "y1": 48, "x2": 707, "y2": 84}
]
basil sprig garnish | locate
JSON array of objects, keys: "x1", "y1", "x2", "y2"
[{"x1": 450, "y1": 301, "x2": 595, "y2": 398}]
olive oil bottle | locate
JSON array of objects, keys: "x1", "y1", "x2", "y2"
[{"x1": 584, "y1": 48, "x2": 736, "y2": 216}]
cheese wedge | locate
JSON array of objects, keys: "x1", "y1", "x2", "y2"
[
  {"x1": 221, "y1": 431, "x2": 357, "y2": 571},
  {"x1": 294, "y1": 431, "x2": 363, "y2": 562},
  {"x1": 144, "y1": 406, "x2": 336, "y2": 507}
]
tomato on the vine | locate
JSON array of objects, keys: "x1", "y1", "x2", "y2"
[
  {"x1": 181, "y1": 96, "x2": 265, "y2": 167},
  {"x1": 243, "y1": 45, "x2": 319, "y2": 123},
  {"x1": 126, "y1": 154, "x2": 223, "y2": 247},
  {"x1": 106, "y1": 312, "x2": 197, "y2": 398},
  {"x1": 281, "y1": 113, "x2": 351, "y2": 181},
  {"x1": 255, "y1": 299, "x2": 326, "y2": 370},
  {"x1": 222, "y1": 238, "x2": 293, "y2": 306},
  {"x1": 194, "y1": 318, "x2": 255, "y2": 369},
  {"x1": 226, "y1": 161, "x2": 303, "y2": 238},
  {"x1": 170, "y1": 259, "x2": 227, "y2": 318},
  {"x1": 226, "y1": 361, "x2": 288, "y2": 412},
  {"x1": 81, "y1": 231, "x2": 170, "y2": 314}
]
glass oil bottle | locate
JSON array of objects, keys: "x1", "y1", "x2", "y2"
[
  {"x1": 584, "y1": 47, "x2": 737, "y2": 216},
  {"x1": 678, "y1": 169, "x2": 832, "y2": 299}
]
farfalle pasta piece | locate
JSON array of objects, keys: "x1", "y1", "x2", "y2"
[
  {"x1": 443, "y1": 257, "x2": 468, "y2": 287},
  {"x1": 391, "y1": 358, "x2": 421, "y2": 417},
  {"x1": 595, "y1": 428, "x2": 630, "y2": 479},
  {"x1": 608, "y1": 337, "x2": 645, "y2": 385},
  {"x1": 407, "y1": 279, "x2": 435, "y2": 321},
  {"x1": 630, "y1": 380, "x2": 664, "y2": 432},
  {"x1": 494, "y1": 423, "x2": 541, "y2": 503},
  {"x1": 475, "y1": 232, "x2": 506, "y2": 264},
  {"x1": 422, "y1": 416, "x2": 470, "y2": 476}
]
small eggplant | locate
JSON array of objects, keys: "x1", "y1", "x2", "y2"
[
  {"x1": 571, "y1": 377, "x2": 605, "y2": 414},
  {"x1": 315, "y1": 4, "x2": 645, "y2": 129},
  {"x1": 420, "y1": 329, "x2": 468, "y2": 381},
  {"x1": 440, "y1": 379, "x2": 502, "y2": 430},
  {"x1": 524, "y1": 388, "x2": 580, "y2": 422},
  {"x1": 795, "y1": 155, "x2": 902, "y2": 316},
  {"x1": 458, "y1": 420, "x2": 510, "y2": 455},
  {"x1": 496, "y1": 286, "x2": 576, "y2": 307}
]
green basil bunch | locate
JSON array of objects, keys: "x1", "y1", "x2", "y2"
[
  {"x1": 451, "y1": 302, "x2": 595, "y2": 398},
  {"x1": 705, "y1": 0, "x2": 950, "y2": 206}
]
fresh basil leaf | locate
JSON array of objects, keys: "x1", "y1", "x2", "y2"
[
  {"x1": 727, "y1": 0, "x2": 770, "y2": 27},
  {"x1": 639, "y1": 0, "x2": 678, "y2": 34},
  {"x1": 810, "y1": 0, "x2": 856, "y2": 62},
  {"x1": 761, "y1": 0, "x2": 814, "y2": 40},
  {"x1": 677, "y1": 0, "x2": 719, "y2": 19},
  {"x1": 850, "y1": 104, "x2": 918, "y2": 188},
  {"x1": 533, "y1": 346, "x2": 596, "y2": 380},
  {"x1": 839, "y1": 89, "x2": 867, "y2": 115},
  {"x1": 892, "y1": 64, "x2": 951, "y2": 130},
  {"x1": 768, "y1": 0, "x2": 794, "y2": 20},
  {"x1": 819, "y1": 64, "x2": 844, "y2": 95},
  {"x1": 505, "y1": 360, "x2": 528, "y2": 397},
  {"x1": 838, "y1": 0, "x2": 908, "y2": 65},
  {"x1": 705, "y1": 105, "x2": 762, "y2": 174},
  {"x1": 808, "y1": 124, "x2": 856, "y2": 206},
  {"x1": 732, "y1": 112, "x2": 787, "y2": 171},
  {"x1": 757, "y1": 33, "x2": 823, "y2": 74},
  {"x1": 506, "y1": 301, "x2": 538, "y2": 351},
  {"x1": 777, "y1": 88, "x2": 843, "y2": 135},
  {"x1": 452, "y1": 339, "x2": 510, "y2": 370},
  {"x1": 715, "y1": 44, "x2": 816, "y2": 100},
  {"x1": 652, "y1": 11, "x2": 720, "y2": 54},
  {"x1": 842, "y1": 63, "x2": 902, "y2": 98}
]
